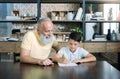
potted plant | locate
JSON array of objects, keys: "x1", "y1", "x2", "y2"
[
  {"x1": 88, "y1": 4, "x2": 93, "y2": 14},
  {"x1": 71, "y1": 26, "x2": 83, "y2": 34}
]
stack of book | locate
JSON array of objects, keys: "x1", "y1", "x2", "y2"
[{"x1": 91, "y1": 35, "x2": 107, "y2": 41}]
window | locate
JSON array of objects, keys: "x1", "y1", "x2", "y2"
[{"x1": 103, "y1": 4, "x2": 120, "y2": 34}]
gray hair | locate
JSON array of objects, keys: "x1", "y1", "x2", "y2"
[{"x1": 37, "y1": 17, "x2": 52, "y2": 28}]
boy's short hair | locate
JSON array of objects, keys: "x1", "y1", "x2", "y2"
[{"x1": 69, "y1": 32, "x2": 82, "y2": 42}]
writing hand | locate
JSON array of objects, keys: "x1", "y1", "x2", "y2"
[
  {"x1": 72, "y1": 59, "x2": 81, "y2": 63},
  {"x1": 62, "y1": 58, "x2": 69, "y2": 64}
]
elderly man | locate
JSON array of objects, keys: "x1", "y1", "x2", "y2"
[{"x1": 20, "y1": 18, "x2": 59, "y2": 66}]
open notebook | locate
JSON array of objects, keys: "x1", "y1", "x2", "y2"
[{"x1": 58, "y1": 63, "x2": 78, "y2": 67}]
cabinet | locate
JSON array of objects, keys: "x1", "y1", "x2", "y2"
[
  {"x1": 83, "y1": 42, "x2": 120, "y2": 53},
  {"x1": 83, "y1": 42, "x2": 106, "y2": 53},
  {"x1": 106, "y1": 42, "x2": 120, "y2": 52},
  {"x1": 0, "y1": 42, "x2": 16, "y2": 52},
  {"x1": 0, "y1": 41, "x2": 119, "y2": 53}
]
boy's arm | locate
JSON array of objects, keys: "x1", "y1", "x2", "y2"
[
  {"x1": 73, "y1": 53, "x2": 96, "y2": 63},
  {"x1": 52, "y1": 44, "x2": 61, "y2": 52},
  {"x1": 53, "y1": 53, "x2": 69, "y2": 64}
]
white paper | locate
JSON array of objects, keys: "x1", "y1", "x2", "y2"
[{"x1": 58, "y1": 63, "x2": 78, "y2": 67}]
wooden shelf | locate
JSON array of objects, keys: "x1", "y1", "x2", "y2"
[
  {"x1": 0, "y1": 0, "x2": 82, "y2": 3},
  {"x1": 0, "y1": 0, "x2": 38, "y2": 3},
  {"x1": 1, "y1": 0, "x2": 119, "y2": 4},
  {"x1": 53, "y1": 20, "x2": 120, "y2": 23},
  {"x1": 84, "y1": 20, "x2": 120, "y2": 23},
  {"x1": 40, "y1": 0, "x2": 82, "y2": 3},
  {"x1": 52, "y1": 20, "x2": 83, "y2": 23},
  {"x1": 40, "y1": 0, "x2": 120, "y2": 3},
  {"x1": 85, "y1": 0, "x2": 120, "y2": 4},
  {"x1": 0, "y1": 20, "x2": 37, "y2": 23},
  {"x1": 53, "y1": 32, "x2": 71, "y2": 35}
]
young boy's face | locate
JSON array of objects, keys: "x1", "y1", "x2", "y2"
[{"x1": 68, "y1": 39, "x2": 80, "y2": 52}]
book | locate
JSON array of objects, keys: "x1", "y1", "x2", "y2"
[
  {"x1": 91, "y1": 38, "x2": 107, "y2": 41},
  {"x1": 75, "y1": 7, "x2": 83, "y2": 21}
]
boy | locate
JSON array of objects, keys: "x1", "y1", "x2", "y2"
[{"x1": 53, "y1": 32, "x2": 96, "y2": 64}]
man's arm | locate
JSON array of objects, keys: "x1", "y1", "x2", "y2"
[
  {"x1": 20, "y1": 48, "x2": 40, "y2": 64},
  {"x1": 20, "y1": 48, "x2": 53, "y2": 65}
]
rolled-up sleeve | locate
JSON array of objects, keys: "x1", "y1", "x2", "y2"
[{"x1": 21, "y1": 32, "x2": 33, "y2": 50}]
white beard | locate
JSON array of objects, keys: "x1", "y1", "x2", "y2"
[{"x1": 40, "y1": 34, "x2": 53, "y2": 45}]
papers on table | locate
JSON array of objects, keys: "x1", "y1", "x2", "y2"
[{"x1": 58, "y1": 63, "x2": 78, "y2": 67}]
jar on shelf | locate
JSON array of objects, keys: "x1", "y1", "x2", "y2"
[
  {"x1": 66, "y1": 12, "x2": 74, "y2": 20},
  {"x1": 59, "y1": 11, "x2": 66, "y2": 20},
  {"x1": 111, "y1": 30, "x2": 117, "y2": 41},
  {"x1": 108, "y1": 8, "x2": 113, "y2": 20},
  {"x1": 106, "y1": 29, "x2": 111, "y2": 40}
]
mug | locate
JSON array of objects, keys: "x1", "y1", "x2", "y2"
[
  {"x1": 117, "y1": 33, "x2": 120, "y2": 40},
  {"x1": 85, "y1": 13, "x2": 92, "y2": 21},
  {"x1": 66, "y1": 12, "x2": 74, "y2": 20}
]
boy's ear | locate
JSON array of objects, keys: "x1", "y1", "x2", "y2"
[
  {"x1": 79, "y1": 41, "x2": 82, "y2": 46},
  {"x1": 80, "y1": 41, "x2": 82, "y2": 43}
]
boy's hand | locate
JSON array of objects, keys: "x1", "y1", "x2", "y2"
[
  {"x1": 72, "y1": 59, "x2": 81, "y2": 63},
  {"x1": 62, "y1": 58, "x2": 69, "y2": 64},
  {"x1": 60, "y1": 55, "x2": 69, "y2": 64}
]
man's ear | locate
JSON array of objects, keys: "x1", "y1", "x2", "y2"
[
  {"x1": 37, "y1": 26, "x2": 41, "y2": 32},
  {"x1": 36, "y1": 27, "x2": 39, "y2": 32}
]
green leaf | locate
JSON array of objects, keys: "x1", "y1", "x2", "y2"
[{"x1": 71, "y1": 26, "x2": 83, "y2": 34}]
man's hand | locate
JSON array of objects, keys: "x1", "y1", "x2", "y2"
[{"x1": 38, "y1": 59, "x2": 54, "y2": 66}]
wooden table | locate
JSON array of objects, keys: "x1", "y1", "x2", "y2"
[{"x1": 0, "y1": 61, "x2": 120, "y2": 79}]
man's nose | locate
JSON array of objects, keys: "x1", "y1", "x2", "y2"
[{"x1": 49, "y1": 30, "x2": 53, "y2": 35}]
